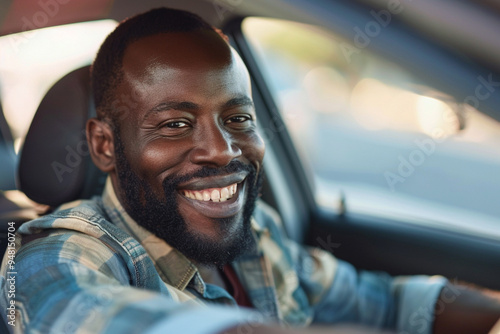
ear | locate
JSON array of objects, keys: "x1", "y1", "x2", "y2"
[{"x1": 86, "y1": 118, "x2": 115, "y2": 173}]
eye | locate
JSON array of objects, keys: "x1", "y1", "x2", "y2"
[
  {"x1": 164, "y1": 121, "x2": 190, "y2": 128},
  {"x1": 227, "y1": 115, "x2": 249, "y2": 123},
  {"x1": 225, "y1": 115, "x2": 253, "y2": 127},
  {"x1": 158, "y1": 119, "x2": 192, "y2": 137}
]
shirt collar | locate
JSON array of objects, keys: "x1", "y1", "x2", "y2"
[{"x1": 101, "y1": 177, "x2": 198, "y2": 291}]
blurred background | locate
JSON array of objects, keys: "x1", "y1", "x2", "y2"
[{"x1": 242, "y1": 17, "x2": 500, "y2": 235}]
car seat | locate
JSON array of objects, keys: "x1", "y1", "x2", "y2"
[
  {"x1": 18, "y1": 65, "x2": 107, "y2": 207},
  {"x1": 0, "y1": 100, "x2": 39, "y2": 261}
]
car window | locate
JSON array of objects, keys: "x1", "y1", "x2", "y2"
[
  {"x1": 243, "y1": 18, "x2": 500, "y2": 236},
  {"x1": 0, "y1": 20, "x2": 117, "y2": 153}
]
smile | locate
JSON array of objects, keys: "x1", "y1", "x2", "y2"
[
  {"x1": 181, "y1": 183, "x2": 238, "y2": 202},
  {"x1": 177, "y1": 172, "x2": 248, "y2": 218}
]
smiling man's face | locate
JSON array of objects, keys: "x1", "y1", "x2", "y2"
[{"x1": 107, "y1": 30, "x2": 265, "y2": 266}]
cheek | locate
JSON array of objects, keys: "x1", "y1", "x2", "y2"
[
  {"x1": 240, "y1": 132, "x2": 265, "y2": 169},
  {"x1": 132, "y1": 140, "x2": 191, "y2": 191}
]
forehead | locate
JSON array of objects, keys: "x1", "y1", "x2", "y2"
[
  {"x1": 119, "y1": 31, "x2": 251, "y2": 108},
  {"x1": 122, "y1": 30, "x2": 234, "y2": 83}
]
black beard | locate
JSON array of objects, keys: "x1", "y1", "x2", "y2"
[{"x1": 113, "y1": 129, "x2": 262, "y2": 268}]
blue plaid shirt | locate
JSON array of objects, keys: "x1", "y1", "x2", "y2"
[{"x1": 1, "y1": 178, "x2": 446, "y2": 333}]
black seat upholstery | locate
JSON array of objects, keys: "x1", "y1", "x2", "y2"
[{"x1": 18, "y1": 66, "x2": 107, "y2": 207}]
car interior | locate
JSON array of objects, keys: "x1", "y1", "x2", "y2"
[{"x1": 1, "y1": 0, "x2": 500, "y2": 331}]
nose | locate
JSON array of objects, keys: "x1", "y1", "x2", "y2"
[{"x1": 189, "y1": 121, "x2": 242, "y2": 167}]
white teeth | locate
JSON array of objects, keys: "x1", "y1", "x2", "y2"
[
  {"x1": 203, "y1": 191, "x2": 210, "y2": 201},
  {"x1": 211, "y1": 189, "x2": 220, "y2": 202},
  {"x1": 195, "y1": 192, "x2": 203, "y2": 201},
  {"x1": 221, "y1": 187, "x2": 229, "y2": 200},
  {"x1": 183, "y1": 183, "x2": 239, "y2": 202}
]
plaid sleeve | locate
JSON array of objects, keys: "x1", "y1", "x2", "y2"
[
  {"x1": 0, "y1": 230, "x2": 258, "y2": 334},
  {"x1": 288, "y1": 241, "x2": 447, "y2": 333},
  {"x1": 250, "y1": 201, "x2": 448, "y2": 332}
]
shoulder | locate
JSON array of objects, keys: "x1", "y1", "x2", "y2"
[
  {"x1": 14, "y1": 198, "x2": 121, "y2": 265},
  {"x1": 252, "y1": 200, "x2": 286, "y2": 233},
  {"x1": 13, "y1": 197, "x2": 136, "y2": 273},
  {"x1": 13, "y1": 197, "x2": 159, "y2": 288},
  {"x1": 251, "y1": 201, "x2": 295, "y2": 261},
  {"x1": 18, "y1": 197, "x2": 121, "y2": 241}
]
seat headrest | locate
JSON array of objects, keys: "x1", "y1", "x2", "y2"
[{"x1": 18, "y1": 66, "x2": 107, "y2": 207}]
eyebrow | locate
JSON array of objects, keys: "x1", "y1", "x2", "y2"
[
  {"x1": 223, "y1": 96, "x2": 254, "y2": 109},
  {"x1": 144, "y1": 96, "x2": 254, "y2": 120}
]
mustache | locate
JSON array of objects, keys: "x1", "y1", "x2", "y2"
[{"x1": 162, "y1": 160, "x2": 257, "y2": 189}]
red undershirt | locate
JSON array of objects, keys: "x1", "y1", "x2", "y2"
[{"x1": 221, "y1": 264, "x2": 253, "y2": 308}]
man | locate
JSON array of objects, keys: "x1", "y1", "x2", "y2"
[{"x1": 1, "y1": 7, "x2": 499, "y2": 334}]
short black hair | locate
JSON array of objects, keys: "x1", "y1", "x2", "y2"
[{"x1": 91, "y1": 8, "x2": 216, "y2": 121}]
